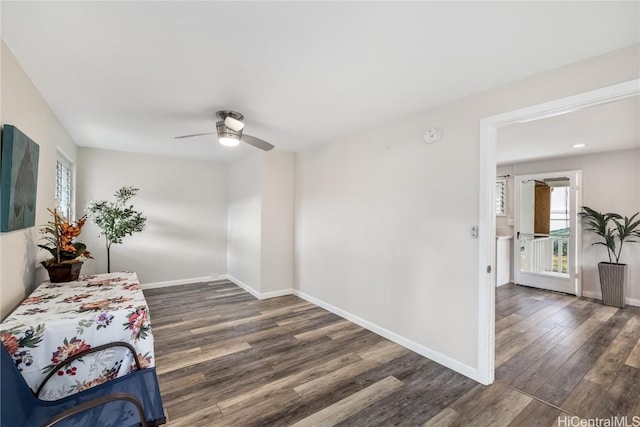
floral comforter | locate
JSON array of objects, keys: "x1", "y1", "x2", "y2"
[{"x1": 0, "y1": 272, "x2": 154, "y2": 400}]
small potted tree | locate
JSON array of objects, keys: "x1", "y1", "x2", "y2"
[
  {"x1": 580, "y1": 206, "x2": 640, "y2": 308},
  {"x1": 86, "y1": 186, "x2": 146, "y2": 273}
]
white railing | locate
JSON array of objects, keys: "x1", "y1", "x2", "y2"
[{"x1": 521, "y1": 235, "x2": 569, "y2": 275}]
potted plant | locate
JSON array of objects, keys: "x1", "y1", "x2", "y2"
[
  {"x1": 39, "y1": 208, "x2": 93, "y2": 282},
  {"x1": 86, "y1": 186, "x2": 146, "y2": 273},
  {"x1": 580, "y1": 206, "x2": 640, "y2": 308}
]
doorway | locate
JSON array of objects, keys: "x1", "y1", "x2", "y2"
[
  {"x1": 475, "y1": 78, "x2": 640, "y2": 385},
  {"x1": 514, "y1": 171, "x2": 581, "y2": 295}
]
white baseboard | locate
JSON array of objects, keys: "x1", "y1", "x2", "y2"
[
  {"x1": 141, "y1": 275, "x2": 221, "y2": 289},
  {"x1": 145, "y1": 275, "x2": 481, "y2": 381},
  {"x1": 142, "y1": 273, "x2": 293, "y2": 299},
  {"x1": 221, "y1": 275, "x2": 293, "y2": 300},
  {"x1": 292, "y1": 289, "x2": 481, "y2": 383},
  {"x1": 221, "y1": 274, "x2": 260, "y2": 299},
  {"x1": 260, "y1": 289, "x2": 294, "y2": 299},
  {"x1": 582, "y1": 290, "x2": 640, "y2": 307}
]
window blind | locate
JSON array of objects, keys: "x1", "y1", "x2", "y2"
[
  {"x1": 56, "y1": 160, "x2": 72, "y2": 220},
  {"x1": 496, "y1": 179, "x2": 506, "y2": 216}
]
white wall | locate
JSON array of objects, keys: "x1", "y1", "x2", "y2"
[
  {"x1": 0, "y1": 42, "x2": 78, "y2": 319},
  {"x1": 76, "y1": 147, "x2": 227, "y2": 285},
  {"x1": 295, "y1": 45, "x2": 639, "y2": 374},
  {"x1": 261, "y1": 152, "x2": 295, "y2": 294},
  {"x1": 227, "y1": 151, "x2": 295, "y2": 296},
  {"x1": 227, "y1": 153, "x2": 262, "y2": 292},
  {"x1": 511, "y1": 148, "x2": 640, "y2": 304}
]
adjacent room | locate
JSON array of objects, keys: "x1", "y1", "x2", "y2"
[
  {"x1": 1, "y1": 2, "x2": 639, "y2": 426},
  {"x1": 493, "y1": 95, "x2": 640, "y2": 422}
]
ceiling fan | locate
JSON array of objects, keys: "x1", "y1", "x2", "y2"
[{"x1": 174, "y1": 110, "x2": 275, "y2": 151}]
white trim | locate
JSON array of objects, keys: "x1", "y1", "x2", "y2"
[
  {"x1": 486, "y1": 80, "x2": 640, "y2": 127},
  {"x1": 478, "y1": 79, "x2": 640, "y2": 386},
  {"x1": 222, "y1": 275, "x2": 293, "y2": 300},
  {"x1": 260, "y1": 289, "x2": 294, "y2": 299},
  {"x1": 292, "y1": 289, "x2": 481, "y2": 383},
  {"x1": 582, "y1": 291, "x2": 640, "y2": 307},
  {"x1": 222, "y1": 274, "x2": 260, "y2": 299},
  {"x1": 141, "y1": 275, "x2": 218, "y2": 289},
  {"x1": 145, "y1": 273, "x2": 482, "y2": 378},
  {"x1": 477, "y1": 120, "x2": 497, "y2": 385},
  {"x1": 56, "y1": 146, "x2": 74, "y2": 165}
]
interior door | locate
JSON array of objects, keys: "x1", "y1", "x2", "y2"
[{"x1": 514, "y1": 171, "x2": 581, "y2": 295}]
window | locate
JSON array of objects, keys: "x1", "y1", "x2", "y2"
[
  {"x1": 55, "y1": 156, "x2": 73, "y2": 220},
  {"x1": 496, "y1": 178, "x2": 506, "y2": 216},
  {"x1": 549, "y1": 185, "x2": 570, "y2": 231}
]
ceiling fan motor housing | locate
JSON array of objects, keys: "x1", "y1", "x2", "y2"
[
  {"x1": 216, "y1": 120, "x2": 242, "y2": 139},
  {"x1": 216, "y1": 110, "x2": 244, "y2": 121}
]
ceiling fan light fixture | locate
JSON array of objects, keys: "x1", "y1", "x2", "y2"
[
  {"x1": 219, "y1": 135, "x2": 240, "y2": 147},
  {"x1": 224, "y1": 116, "x2": 245, "y2": 132},
  {"x1": 216, "y1": 120, "x2": 241, "y2": 147}
]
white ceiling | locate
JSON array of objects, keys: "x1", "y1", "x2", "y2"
[
  {"x1": 2, "y1": 1, "x2": 639, "y2": 162},
  {"x1": 497, "y1": 95, "x2": 640, "y2": 165}
]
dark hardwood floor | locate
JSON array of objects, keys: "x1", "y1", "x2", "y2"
[
  {"x1": 144, "y1": 281, "x2": 640, "y2": 426},
  {"x1": 494, "y1": 283, "x2": 640, "y2": 423}
]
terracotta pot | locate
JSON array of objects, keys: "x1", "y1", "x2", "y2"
[{"x1": 43, "y1": 261, "x2": 84, "y2": 283}]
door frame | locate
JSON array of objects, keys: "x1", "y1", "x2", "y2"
[
  {"x1": 476, "y1": 78, "x2": 639, "y2": 385},
  {"x1": 513, "y1": 170, "x2": 582, "y2": 295}
]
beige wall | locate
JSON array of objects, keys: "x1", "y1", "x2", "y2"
[
  {"x1": 0, "y1": 41, "x2": 78, "y2": 319},
  {"x1": 227, "y1": 151, "x2": 295, "y2": 296},
  {"x1": 227, "y1": 153, "x2": 263, "y2": 291},
  {"x1": 294, "y1": 45, "x2": 639, "y2": 375},
  {"x1": 75, "y1": 147, "x2": 228, "y2": 284},
  {"x1": 261, "y1": 151, "x2": 295, "y2": 294}
]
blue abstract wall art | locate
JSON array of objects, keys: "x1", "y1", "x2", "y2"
[{"x1": 1, "y1": 125, "x2": 40, "y2": 232}]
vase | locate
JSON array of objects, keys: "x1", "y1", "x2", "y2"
[
  {"x1": 43, "y1": 261, "x2": 84, "y2": 283},
  {"x1": 598, "y1": 262, "x2": 626, "y2": 308}
]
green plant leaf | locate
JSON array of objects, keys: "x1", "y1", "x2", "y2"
[{"x1": 581, "y1": 206, "x2": 640, "y2": 264}]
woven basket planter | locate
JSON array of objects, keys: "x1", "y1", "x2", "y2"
[{"x1": 598, "y1": 262, "x2": 627, "y2": 308}]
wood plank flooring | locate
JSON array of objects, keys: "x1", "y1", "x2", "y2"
[
  {"x1": 494, "y1": 284, "x2": 640, "y2": 422},
  {"x1": 144, "y1": 281, "x2": 640, "y2": 426}
]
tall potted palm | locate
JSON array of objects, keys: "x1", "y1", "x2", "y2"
[{"x1": 580, "y1": 206, "x2": 640, "y2": 308}]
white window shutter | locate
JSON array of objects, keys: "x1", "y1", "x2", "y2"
[{"x1": 495, "y1": 179, "x2": 506, "y2": 216}]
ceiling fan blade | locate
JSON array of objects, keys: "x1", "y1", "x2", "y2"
[
  {"x1": 174, "y1": 132, "x2": 216, "y2": 139},
  {"x1": 241, "y1": 134, "x2": 275, "y2": 151},
  {"x1": 224, "y1": 116, "x2": 245, "y2": 132}
]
